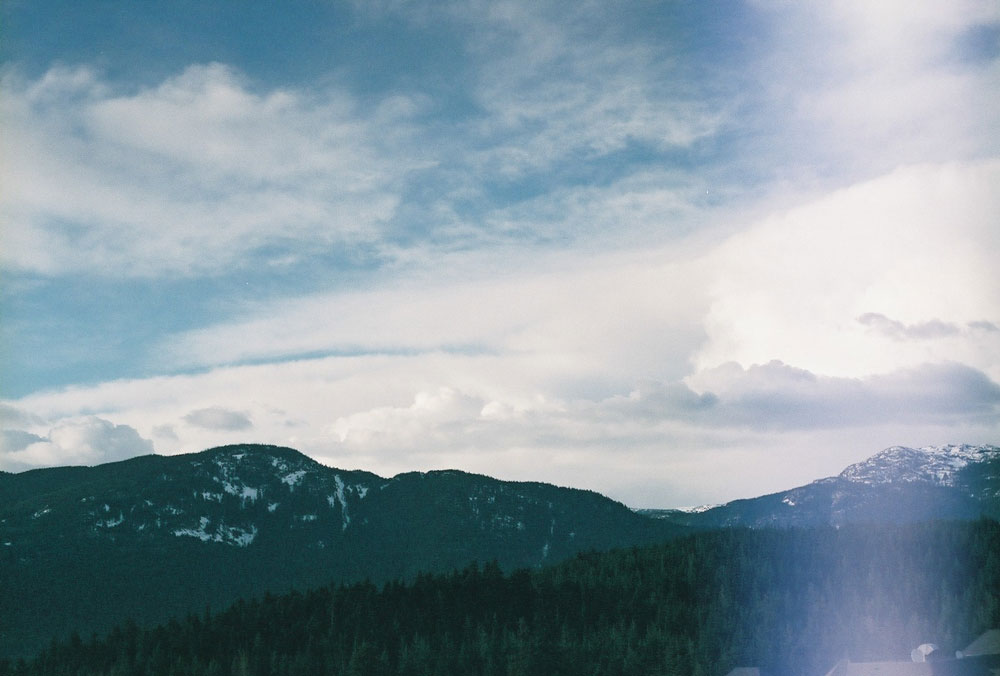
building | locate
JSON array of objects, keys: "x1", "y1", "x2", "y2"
[{"x1": 820, "y1": 630, "x2": 1000, "y2": 676}]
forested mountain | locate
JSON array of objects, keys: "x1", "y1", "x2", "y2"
[
  {"x1": 5, "y1": 519, "x2": 998, "y2": 676},
  {"x1": 0, "y1": 444, "x2": 679, "y2": 659},
  {"x1": 4, "y1": 442, "x2": 998, "y2": 665},
  {"x1": 641, "y1": 444, "x2": 1000, "y2": 528}
]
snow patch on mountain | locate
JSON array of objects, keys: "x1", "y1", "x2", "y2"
[
  {"x1": 681, "y1": 503, "x2": 721, "y2": 513},
  {"x1": 98, "y1": 512, "x2": 124, "y2": 528},
  {"x1": 174, "y1": 516, "x2": 213, "y2": 542},
  {"x1": 173, "y1": 516, "x2": 258, "y2": 547},
  {"x1": 332, "y1": 475, "x2": 350, "y2": 530},
  {"x1": 282, "y1": 470, "x2": 307, "y2": 488},
  {"x1": 840, "y1": 444, "x2": 999, "y2": 486}
]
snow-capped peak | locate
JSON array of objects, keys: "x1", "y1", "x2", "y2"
[
  {"x1": 678, "y1": 503, "x2": 721, "y2": 514},
  {"x1": 839, "y1": 444, "x2": 999, "y2": 487}
]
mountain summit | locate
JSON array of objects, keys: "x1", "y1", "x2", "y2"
[
  {"x1": 839, "y1": 444, "x2": 999, "y2": 488},
  {"x1": 0, "y1": 443, "x2": 673, "y2": 557},
  {"x1": 641, "y1": 444, "x2": 1000, "y2": 529}
]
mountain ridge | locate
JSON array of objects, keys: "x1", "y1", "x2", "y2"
[
  {"x1": 0, "y1": 443, "x2": 677, "y2": 659},
  {"x1": 639, "y1": 443, "x2": 1000, "y2": 528},
  {"x1": 3, "y1": 442, "x2": 997, "y2": 659}
]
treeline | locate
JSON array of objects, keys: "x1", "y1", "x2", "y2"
[{"x1": 4, "y1": 520, "x2": 999, "y2": 676}]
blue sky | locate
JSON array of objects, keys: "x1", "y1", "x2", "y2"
[{"x1": 2, "y1": 0, "x2": 999, "y2": 507}]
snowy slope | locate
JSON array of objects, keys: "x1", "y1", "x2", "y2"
[
  {"x1": 640, "y1": 444, "x2": 1000, "y2": 529},
  {"x1": 839, "y1": 444, "x2": 999, "y2": 488}
]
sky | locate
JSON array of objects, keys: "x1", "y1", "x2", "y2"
[{"x1": 1, "y1": 0, "x2": 998, "y2": 508}]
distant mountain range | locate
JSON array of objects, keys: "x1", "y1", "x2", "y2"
[
  {"x1": 638, "y1": 444, "x2": 1000, "y2": 528},
  {"x1": 0, "y1": 444, "x2": 676, "y2": 658},
  {"x1": 1, "y1": 442, "x2": 997, "y2": 659}
]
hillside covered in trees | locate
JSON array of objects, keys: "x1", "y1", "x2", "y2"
[{"x1": 4, "y1": 519, "x2": 998, "y2": 676}]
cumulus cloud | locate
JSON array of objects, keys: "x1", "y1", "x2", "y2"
[
  {"x1": 3, "y1": 353, "x2": 998, "y2": 504},
  {"x1": 183, "y1": 406, "x2": 253, "y2": 431},
  {"x1": 329, "y1": 387, "x2": 487, "y2": 446},
  {"x1": 0, "y1": 417, "x2": 154, "y2": 471}
]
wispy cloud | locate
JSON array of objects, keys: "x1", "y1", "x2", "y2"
[
  {"x1": 857, "y1": 313, "x2": 960, "y2": 341},
  {"x1": 0, "y1": 64, "x2": 418, "y2": 276},
  {"x1": 857, "y1": 315, "x2": 1000, "y2": 341},
  {"x1": 465, "y1": 2, "x2": 723, "y2": 170},
  {"x1": 159, "y1": 159, "x2": 1000, "y2": 385}
]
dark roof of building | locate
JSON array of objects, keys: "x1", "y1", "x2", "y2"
[
  {"x1": 959, "y1": 629, "x2": 1000, "y2": 658},
  {"x1": 823, "y1": 660, "x2": 934, "y2": 676},
  {"x1": 820, "y1": 636, "x2": 1000, "y2": 676}
]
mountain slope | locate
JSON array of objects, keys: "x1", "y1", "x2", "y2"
[
  {"x1": 0, "y1": 444, "x2": 679, "y2": 658},
  {"x1": 11, "y1": 520, "x2": 1000, "y2": 676},
  {"x1": 640, "y1": 444, "x2": 1000, "y2": 529}
]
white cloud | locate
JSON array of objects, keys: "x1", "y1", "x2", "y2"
[
  {"x1": 3, "y1": 350, "x2": 997, "y2": 504},
  {"x1": 0, "y1": 416, "x2": 154, "y2": 471},
  {"x1": 0, "y1": 64, "x2": 414, "y2": 276},
  {"x1": 162, "y1": 246, "x2": 709, "y2": 386},
  {"x1": 754, "y1": 0, "x2": 1000, "y2": 173},
  {"x1": 694, "y1": 160, "x2": 1000, "y2": 381},
  {"x1": 5, "y1": 153, "x2": 996, "y2": 503},
  {"x1": 0, "y1": 49, "x2": 719, "y2": 278},
  {"x1": 465, "y1": 1, "x2": 723, "y2": 176},
  {"x1": 329, "y1": 387, "x2": 487, "y2": 446}
]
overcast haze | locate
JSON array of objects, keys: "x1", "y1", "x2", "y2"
[{"x1": 1, "y1": 0, "x2": 998, "y2": 507}]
